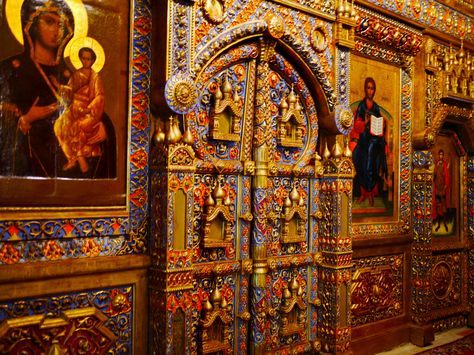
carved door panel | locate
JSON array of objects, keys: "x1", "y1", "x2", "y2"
[{"x1": 187, "y1": 36, "x2": 321, "y2": 354}]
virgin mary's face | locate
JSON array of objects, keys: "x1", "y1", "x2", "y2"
[{"x1": 35, "y1": 12, "x2": 64, "y2": 50}]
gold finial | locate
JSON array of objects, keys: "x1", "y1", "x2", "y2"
[
  {"x1": 323, "y1": 141, "x2": 331, "y2": 160},
  {"x1": 332, "y1": 140, "x2": 342, "y2": 158},
  {"x1": 153, "y1": 122, "x2": 166, "y2": 145},
  {"x1": 344, "y1": 136, "x2": 352, "y2": 157},
  {"x1": 290, "y1": 185, "x2": 300, "y2": 202},
  {"x1": 222, "y1": 72, "x2": 232, "y2": 95},
  {"x1": 166, "y1": 116, "x2": 182, "y2": 144},
  {"x1": 213, "y1": 180, "x2": 225, "y2": 201},
  {"x1": 211, "y1": 286, "x2": 223, "y2": 305},
  {"x1": 183, "y1": 126, "x2": 194, "y2": 145}
]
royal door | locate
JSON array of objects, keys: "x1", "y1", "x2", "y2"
[{"x1": 150, "y1": 2, "x2": 353, "y2": 354}]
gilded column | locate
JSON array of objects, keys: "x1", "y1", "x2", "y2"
[
  {"x1": 318, "y1": 141, "x2": 353, "y2": 354},
  {"x1": 468, "y1": 156, "x2": 474, "y2": 326},
  {"x1": 150, "y1": 114, "x2": 196, "y2": 354},
  {"x1": 410, "y1": 151, "x2": 434, "y2": 345},
  {"x1": 249, "y1": 37, "x2": 276, "y2": 355}
]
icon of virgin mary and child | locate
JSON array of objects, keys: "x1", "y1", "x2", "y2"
[{"x1": 0, "y1": 0, "x2": 116, "y2": 178}]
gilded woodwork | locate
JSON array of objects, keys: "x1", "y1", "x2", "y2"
[
  {"x1": 277, "y1": 88, "x2": 305, "y2": 148},
  {"x1": 424, "y1": 39, "x2": 474, "y2": 104},
  {"x1": 209, "y1": 73, "x2": 243, "y2": 141},
  {"x1": 202, "y1": 0, "x2": 226, "y2": 24},
  {"x1": 165, "y1": 75, "x2": 199, "y2": 114},
  {"x1": 355, "y1": 6, "x2": 423, "y2": 56},
  {"x1": 278, "y1": 185, "x2": 307, "y2": 243},
  {"x1": 0, "y1": 307, "x2": 117, "y2": 355},
  {"x1": 202, "y1": 179, "x2": 235, "y2": 248},
  {"x1": 351, "y1": 255, "x2": 404, "y2": 326},
  {"x1": 278, "y1": 274, "x2": 307, "y2": 336},
  {"x1": 199, "y1": 284, "x2": 233, "y2": 355},
  {"x1": 429, "y1": 253, "x2": 466, "y2": 314},
  {"x1": 334, "y1": 0, "x2": 357, "y2": 49}
]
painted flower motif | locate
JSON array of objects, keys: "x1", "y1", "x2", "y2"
[
  {"x1": 131, "y1": 111, "x2": 149, "y2": 130},
  {"x1": 82, "y1": 239, "x2": 101, "y2": 257},
  {"x1": 131, "y1": 148, "x2": 148, "y2": 169},
  {"x1": 107, "y1": 289, "x2": 131, "y2": 316},
  {"x1": 208, "y1": 81, "x2": 219, "y2": 95},
  {"x1": 273, "y1": 185, "x2": 287, "y2": 205},
  {"x1": 167, "y1": 293, "x2": 180, "y2": 313},
  {"x1": 229, "y1": 146, "x2": 239, "y2": 160},
  {"x1": 270, "y1": 102, "x2": 279, "y2": 117},
  {"x1": 130, "y1": 187, "x2": 147, "y2": 208},
  {"x1": 205, "y1": 144, "x2": 215, "y2": 155},
  {"x1": 234, "y1": 64, "x2": 246, "y2": 82},
  {"x1": 194, "y1": 183, "x2": 209, "y2": 206},
  {"x1": 269, "y1": 72, "x2": 280, "y2": 88},
  {"x1": 133, "y1": 53, "x2": 150, "y2": 74},
  {"x1": 180, "y1": 292, "x2": 193, "y2": 309},
  {"x1": 169, "y1": 175, "x2": 180, "y2": 192},
  {"x1": 197, "y1": 111, "x2": 209, "y2": 126},
  {"x1": 182, "y1": 175, "x2": 193, "y2": 192},
  {"x1": 0, "y1": 243, "x2": 21, "y2": 264},
  {"x1": 132, "y1": 91, "x2": 147, "y2": 112},
  {"x1": 43, "y1": 240, "x2": 64, "y2": 261}
]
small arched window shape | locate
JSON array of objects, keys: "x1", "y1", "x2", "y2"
[
  {"x1": 209, "y1": 72, "x2": 242, "y2": 141},
  {"x1": 202, "y1": 179, "x2": 234, "y2": 248},
  {"x1": 200, "y1": 284, "x2": 233, "y2": 354},
  {"x1": 279, "y1": 274, "x2": 307, "y2": 336},
  {"x1": 280, "y1": 185, "x2": 307, "y2": 244},
  {"x1": 277, "y1": 86, "x2": 304, "y2": 148}
]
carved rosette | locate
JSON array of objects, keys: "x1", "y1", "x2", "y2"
[
  {"x1": 429, "y1": 253, "x2": 464, "y2": 312},
  {"x1": 165, "y1": 74, "x2": 198, "y2": 114},
  {"x1": 202, "y1": 0, "x2": 225, "y2": 24},
  {"x1": 266, "y1": 13, "x2": 285, "y2": 39}
]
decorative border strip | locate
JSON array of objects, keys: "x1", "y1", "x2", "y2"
[{"x1": 362, "y1": 0, "x2": 473, "y2": 43}]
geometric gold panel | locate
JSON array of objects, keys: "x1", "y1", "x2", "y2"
[
  {"x1": 351, "y1": 255, "x2": 403, "y2": 327},
  {"x1": 0, "y1": 307, "x2": 117, "y2": 354}
]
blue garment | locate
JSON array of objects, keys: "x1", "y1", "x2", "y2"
[{"x1": 352, "y1": 99, "x2": 388, "y2": 193}]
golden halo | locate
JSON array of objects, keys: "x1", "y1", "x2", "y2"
[
  {"x1": 66, "y1": 36, "x2": 105, "y2": 72},
  {"x1": 5, "y1": 0, "x2": 88, "y2": 46}
]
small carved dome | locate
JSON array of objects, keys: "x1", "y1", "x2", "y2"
[
  {"x1": 285, "y1": 196, "x2": 292, "y2": 208},
  {"x1": 283, "y1": 286, "x2": 292, "y2": 299},
  {"x1": 280, "y1": 97, "x2": 289, "y2": 110},
  {"x1": 220, "y1": 296, "x2": 228, "y2": 309},
  {"x1": 213, "y1": 182, "x2": 225, "y2": 200},
  {"x1": 290, "y1": 186, "x2": 300, "y2": 202},
  {"x1": 211, "y1": 287, "x2": 223, "y2": 305},
  {"x1": 290, "y1": 277, "x2": 299, "y2": 291},
  {"x1": 215, "y1": 86, "x2": 223, "y2": 100},
  {"x1": 205, "y1": 193, "x2": 215, "y2": 206},
  {"x1": 203, "y1": 298, "x2": 213, "y2": 312},
  {"x1": 288, "y1": 89, "x2": 297, "y2": 104},
  {"x1": 222, "y1": 75, "x2": 233, "y2": 94}
]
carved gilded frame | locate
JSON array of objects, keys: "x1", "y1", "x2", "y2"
[
  {"x1": 350, "y1": 7, "x2": 422, "y2": 238},
  {"x1": 0, "y1": 0, "x2": 151, "y2": 264}
]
